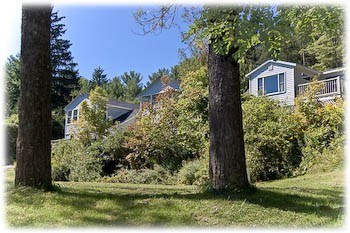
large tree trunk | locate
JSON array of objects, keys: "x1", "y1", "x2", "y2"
[
  {"x1": 15, "y1": 5, "x2": 52, "y2": 189},
  {"x1": 208, "y1": 43, "x2": 249, "y2": 190}
]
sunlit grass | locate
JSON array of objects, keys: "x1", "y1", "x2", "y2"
[{"x1": 5, "y1": 168, "x2": 344, "y2": 227}]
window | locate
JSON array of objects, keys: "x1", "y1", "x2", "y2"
[
  {"x1": 257, "y1": 73, "x2": 286, "y2": 96},
  {"x1": 67, "y1": 110, "x2": 72, "y2": 124},
  {"x1": 279, "y1": 73, "x2": 285, "y2": 92},
  {"x1": 258, "y1": 78, "x2": 263, "y2": 96},
  {"x1": 73, "y1": 109, "x2": 78, "y2": 121}
]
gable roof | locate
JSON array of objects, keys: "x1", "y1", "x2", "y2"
[
  {"x1": 64, "y1": 93, "x2": 89, "y2": 111},
  {"x1": 136, "y1": 77, "x2": 181, "y2": 98},
  {"x1": 64, "y1": 93, "x2": 139, "y2": 112},
  {"x1": 245, "y1": 60, "x2": 319, "y2": 78}
]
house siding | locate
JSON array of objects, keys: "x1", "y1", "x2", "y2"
[
  {"x1": 249, "y1": 62, "x2": 296, "y2": 105},
  {"x1": 293, "y1": 66, "x2": 319, "y2": 98},
  {"x1": 64, "y1": 98, "x2": 89, "y2": 139}
]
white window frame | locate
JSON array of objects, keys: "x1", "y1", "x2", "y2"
[
  {"x1": 67, "y1": 110, "x2": 72, "y2": 124},
  {"x1": 73, "y1": 109, "x2": 78, "y2": 121},
  {"x1": 257, "y1": 72, "x2": 286, "y2": 96}
]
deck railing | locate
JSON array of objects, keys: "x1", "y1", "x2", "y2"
[{"x1": 297, "y1": 76, "x2": 340, "y2": 97}]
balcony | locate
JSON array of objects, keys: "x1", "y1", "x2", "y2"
[{"x1": 297, "y1": 77, "x2": 342, "y2": 99}]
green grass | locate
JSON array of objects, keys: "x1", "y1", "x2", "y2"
[{"x1": 5, "y1": 168, "x2": 344, "y2": 227}]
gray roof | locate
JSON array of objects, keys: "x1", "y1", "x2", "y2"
[
  {"x1": 245, "y1": 60, "x2": 319, "y2": 78},
  {"x1": 107, "y1": 99, "x2": 139, "y2": 109},
  {"x1": 137, "y1": 78, "x2": 181, "y2": 98},
  {"x1": 64, "y1": 93, "x2": 89, "y2": 111}
]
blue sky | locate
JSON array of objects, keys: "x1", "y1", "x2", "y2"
[{"x1": 5, "y1": 5, "x2": 191, "y2": 86}]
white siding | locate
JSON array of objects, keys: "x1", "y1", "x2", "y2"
[
  {"x1": 249, "y1": 62, "x2": 296, "y2": 105},
  {"x1": 64, "y1": 98, "x2": 90, "y2": 139}
]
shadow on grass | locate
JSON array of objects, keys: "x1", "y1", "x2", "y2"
[
  {"x1": 7, "y1": 178, "x2": 344, "y2": 226},
  {"x1": 42, "y1": 184, "x2": 344, "y2": 226}
]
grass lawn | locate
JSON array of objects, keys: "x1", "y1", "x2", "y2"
[{"x1": 5, "y1": 168, "x2": 344, "y2": 228}]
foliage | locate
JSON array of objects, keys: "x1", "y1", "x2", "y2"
[
  {"x1": 5, "y1": 114, "x2": 18, "y2": 165},
  {"x1": 177, "y1": 66, "x2": 209, "y2": 155},
  {"x1": 74, "y1": 86, "x2": 113, "y2": 145},
  {"x1": 242, "y1": 95, "x2": 303, "y2": 181},
  {"x1": 106, "y1": 76, "x2": 125, "y2": 100},
  {"x1": 295, "y1": 137, "x2": 344, "y2": 175},
  {"x1": 88, "y1": 131, "x2": 129, "y2": 175},
  {"x1": 90, "y1": 66, "x2": 108, "y2": 89},
  {"x1": 293, "y1": 82, "x2": 344, "y2": 174},
  {"x1": 177, "y1": 153, "x2": 209, "y2": 187},
  {"x1": 71, "y1": 77, "x2": 92, "y2": 97},
  {"x1": 125, "y1": 90, "x2": 194, "y2": 172},
  {"x1": 50, "y1": 10, "x2": 80, "y2": 109},
  {"x1": 5, "y1": 55, "x2": 20, "y2": 116},
  {"x1": 51, "y1": 139, "x2": 102, "y2": 182},
  {"x1": 101, "y1": 165, "x2": 173, "y2": 185},
  {"x1": 278, "y1": 6, "x2": 344, "y2": 70},
  {"x1": 120, "y1": 71, "x2": 143, "y2": 101}
]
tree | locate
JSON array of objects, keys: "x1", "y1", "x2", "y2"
[
  {"x1": 147, "y1": 68, "x2": 170, "y2": 86},
  {"x1": 50, "y1": 10, "x2": 80, "y2": 109},
  {"x1": 120, "y1": 71, "x2": 143, "y2": 101},
  {"x1": 135, "y1": 5, "x2": 282, "y2": 190},
  {"x1": 15, "y1": 5, "x2": 52, "y2": 189},
  {"x1": 278, "y1": 6, "x2": 344, "y2": 70},
  {"x1": 5, "y1": 55, "x2": 20, "y2": 116},
  {"x1": 106, "y1": 76, "x2": 125, "y2": 100},
  {"x1": 73, "y1": 86, "x2": 112, "y2": 145},
  {"x1": 90, "y1": 66, "x2": 108, "y2": 88}
]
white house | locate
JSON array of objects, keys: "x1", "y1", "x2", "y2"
[
  {"x1": 245, "y1": 60, "x2": 344, "y2": 105},
  {"x1": 64, "y1": 94, "x2": 139, "y2": 139}
]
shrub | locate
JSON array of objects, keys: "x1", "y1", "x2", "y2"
[
  {"x1": 125, "y1": 89, "x2": 198, "y2": 172},
  {"x1": 51, "y1": 139, "x2": 102, "y2": 182},
  {"x1": 242, "y1": 95, "x2": 303, "y2": 181},
  {"x1": 5, "y1": 114, "x2": 18, "y2": 165},
  {"x1": 102, "y1": 165, "x2": 173, "y2": 185},
  {"x1": 295, "y1": 136, "x2": 344, "y2": 175},
  {"x1": 177, "y1": 142, "x2": 210, "y2": 186},
  {"x1": 177, "y1": 160, "x2": 201, "y2": 185}
]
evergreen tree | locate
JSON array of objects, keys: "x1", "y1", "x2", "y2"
[
  {"x1": 90, "y1": 66, "x2": 108, "y2": 88},
  {"x1": 120, "y1": 71, "x2": 143, "y2": 101},
  {"x1": 5, "y1": 54, "x2": 20, "y2": 116},
  {"x1": 51, "y1": 10, "x2": 80, "y2": 109},
  {"x1": 146, "y1": 67, "x2": 179, "y2": 87},
  {"x1": 147, "y1": 68, "x2": 170, "y2": 86},
  {"x1": 106, "y1": 76, "x2": 125, "y2": 100}
]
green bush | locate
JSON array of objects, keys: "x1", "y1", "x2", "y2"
[
  {"x1": 242, "y1": 95, "x2": 303, "y2": 181},
  {"x1": 177, "y1": 160, "x2": 201, "y2": 185},
  {"x1": 102, "y1": 165, "x2": 173, "y2": 185},
  {"x1": 295, "y1": 136, "x2": 344, "y2": 175},
  {"x1": 5, "y1": 114, "x2": 18, "y2": 165},
  {"x1": 51, "y1": 139, "x2": 102, "y2": 182},
  {"x1": 177, "y1": 143, "x2": 210, "y2": 186}
]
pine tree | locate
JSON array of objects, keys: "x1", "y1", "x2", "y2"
[
  {"x1": 51, "y1": 10, "x2": 79, "y2": 110},
  {"x1": 120, "y1": 71, "x2": 143, "y2": 101},
  {"x1": 90, "y1": 66, "x2": 108, "y2": 88}
]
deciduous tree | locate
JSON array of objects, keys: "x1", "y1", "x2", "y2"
[{"x1": 15, "y1": 5, "x2": 52, "y2": 189}]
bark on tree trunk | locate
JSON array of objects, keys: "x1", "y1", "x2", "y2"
[
  {"x1": 208, "y1": 44, "x2": 249, "y2": 190},
  {"x1": 15, "y1": 5, "x2": 52, "y2": 189}
]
